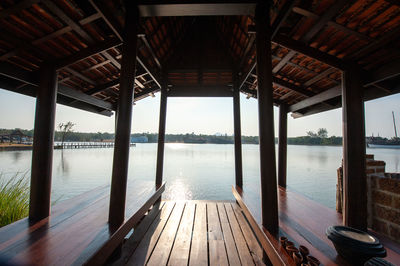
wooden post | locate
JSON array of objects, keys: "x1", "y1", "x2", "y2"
[
  {"x1": 342, "y1": 68, "x2": 367, "y2": 231},
  {"x1": 255, "y1": 2, "x2": 279, "y2": 234},
  {"x1": 155, "y1": 81, "x2": 168, "y2": 188},
  {"x1": 233, "y1": 75, "x2": 243, "y2": 188},
  {"x1": 278, "y1": 104, "x2": 288, "y2": 188},
  {"x1": 108, "y1": 3, "x2": 139, "y2": 231},
  {"x1": 29, "y1": 64, "x2": 58, "y2": 222}
]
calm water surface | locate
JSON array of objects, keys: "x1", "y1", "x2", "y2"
[{"x1": 0, "y1": 144, "x2": 399, "y2": 209}]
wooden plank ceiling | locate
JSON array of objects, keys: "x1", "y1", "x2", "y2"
[{"x1": 0, "y1": 0, "x2": 399, "y2": 117}]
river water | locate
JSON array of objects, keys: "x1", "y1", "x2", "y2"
[{"x1": 0, "y1": 144, "x2": 399, "y2": 209}]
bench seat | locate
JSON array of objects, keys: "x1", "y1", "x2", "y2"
[{"x1": 0, "y1": 180, "x2": 164, "y2": 266}]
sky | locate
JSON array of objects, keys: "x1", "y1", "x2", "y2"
[{"x1": 0, "y1": 88, "x2": 399, "y2": 138}]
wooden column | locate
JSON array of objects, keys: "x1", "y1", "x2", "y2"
[
  {"x1": 29, "y1": 64, "x2": 58, "y2": 222},
  {"x1": 255, "y1": 2, "x2": 279, "y2": 234},
  {"x1": 233, "y1": 76, "x2": 243, "y2": 188},
  {"x1": 155, "y1": 82, "x2": 168, "y2": 187},
  {"x1": 342, "y1": 68, "x2": 367, "y2": 231},
  {"x1": 278, "y1": 104, "x2": 288, "y2": 188},
  {"x1": 108, "y1": 3, "x2": 139, "y2": 230}
]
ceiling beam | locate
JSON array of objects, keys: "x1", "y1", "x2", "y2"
[
  {"x1": 140, "y1": 35, "x2": 162, "y2": 69},
  {"x1": 292, "y1": 7, "x2": 372, "y2": 42},
  {"x1": 351, "y1": 24, "x2": 400, "y2": 60},
  {"x1": 137, "y1": 2, "x2": 257, "y2": 16},
  {"x1": 89, "y1": 0, "x2": 162, "y2": 88},
  {"x1": 0, "y1": 13, "x2": 102, "y2": 61},
  {"x1": 0, "y1": 61, "x2": 114, "y2": 111},
  {"x1": 88, "y1": 0, "x2": 123, "y2": 41},
  {"x1": 303, "y1": 68, "x2": 337, "y2": 88},
  {"x1": 86, "y1": 79, "x2": 119, "y2": 95},
  {"x1": 272, "y1": 76, "x2": 315, "y2": 97},
  {"x1": 273, "y1": 0, "x2": 349, "y2": 74},
  {"x1": 0, "y1": 0, "x2": 40, "y2": 19},
  {"x1": 271, "y1": 0, "x2": 298, "y2": 38},
  {"x1": 273, "y1": 34, "x2": 346, "y2": 70},
  {"x1": 364, "y1": 59, "x2": 400, "y2": 86},
  {"x1": 167, "y1": 85, "x2": 233, "y2": 97},
  {"x1": 239, "y1": 0, "x2": 294, "y2": 89},
  {"x1": 134, "y1": 87, "x2": 161, "y2": 102},
  {"x1": 58, "y1": 85, "x2": 113, "y2": 111},
  {"x1": 54, "y1": 38, "x2": 120, "y2": 70},
  {"x1": 288, "y1": 85, "x2": 341, "y2": 112}
]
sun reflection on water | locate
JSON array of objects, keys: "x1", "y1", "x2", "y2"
[{"x1": 164, "y1": 178, "x2": 192, "y2": 200}]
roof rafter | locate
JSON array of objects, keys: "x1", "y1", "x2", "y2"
[{"x1": 0, "y1": 61, "x2": 113, "y2": 112}]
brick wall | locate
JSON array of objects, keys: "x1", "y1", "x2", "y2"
[{"x1": 366, "y1": 155, "x2": 400, "y2": 243}]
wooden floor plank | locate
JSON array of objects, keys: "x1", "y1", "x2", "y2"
[
  {"x1": 146, "y1": 202, "x2": 185, "y2": 266},
  {"x1": 217, "y1": 202, "x2": 241, "y2": 266},
  {"x1": 231, "y1": 203, "x2": 266, "y2": 266},
  {"x1": 168, "y1": 202, "x2": 196, "y2": 266},
  {"x1": 126, "y1": 202, "x2": 176, "y2": 266},
  {"x1": 114, "y1": 201, "x2": 166, "y2": 265},
  {"x1": 189, "y1": 203, "x2": 208, "y2": 266},
  {"x1": 207, "y1": 203, "x2": 229, "y2": 266},
  {"x1": 224, "y1": 202, "x2": 255, "y2": 266}
]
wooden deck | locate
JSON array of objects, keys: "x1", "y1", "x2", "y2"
[
  {"x1": 0, "y1": 180, "x2": 164, "y2": 266},
  {"x1": 115, "y1": 201, "x2": 267, "y2": 266},
  {"x1": 233, "y1": 185, "x2": 400, "y2": 265}
]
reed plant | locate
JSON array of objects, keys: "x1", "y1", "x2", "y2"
[{"x1": 0, "y1": 172, "x2": 29, "y2": 227}]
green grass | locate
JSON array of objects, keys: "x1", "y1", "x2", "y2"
[{"x1": 0, "y1": 172, "x2": 30, "y2": 227}]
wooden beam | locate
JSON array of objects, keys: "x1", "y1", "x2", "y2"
[
  {"x1": 58, "y1": 85, "x2": 114, "y2": 111},
  {"x1": 278, "y1": 104, "x2": 288, "y2": 188},
  {"x1": 0, "y1": 61, "x2": 114, "y2": 112},
  {"x1": 55, "y1": 38, "x2": 120, "y2": 70},
  {"x1": 0, "y1": 13, "x2": 102, "y2": 61},
  {"x1": 137, "y1": 2, "x2": 257, "y2": 16},
  {"x1": 303, "y1": 68, "x2": 337, "y2": 88},
  {"x1": 342, "y1": 68, "x2": 367, "y2": 231},
  {"x1": 29, "y1": 64, "x2": 57, "y2": 222},
  {"x1": 167, "y1": 85, "x2": 233, "y2": 97},
  {"x1": 0, "y1": 0, "x2": 40, "y2": 19},
  {"x1": 365, "y1": 59, "x2": 400, "y2": 86},
  {"x1": 292, "y1": 7, "x2": 372, "y2": 42},
  {"x1": 255, "y1": 2, "x2": 279, "y2": 234},
  {"x1": 272, "y1": 76, "x2": 314, "y2": 97},
  {"x1": 272, "y1": 0, "x2": 349, "y2": 74},
  {"x1": 239, "y1": 0, "x2": 295, "y2": 89},
  {"x1": 271, "y1": 0, "x2": 297, "y2": 38},
  {"x1": 140, "y1": 35, "x2": 161, "y2": 69},
  {"x1": 64, "y1": 67, "x2": 96, "y2": 85},
  {"x1": 89, "y1": 0, "x2": 161, "y2": 89},
  {"x1": 273, "y1": 34, "x2": 346, "y2": 70},
  {"x1": 351, "y1": 24, "x2": 400, "y2": 60},
  {"x1": 233, "y1": 76, "x2": 243, "y2": 188},
  {"x1": 42, "y1": 0, "x2": 95, "y2": 43},
  {"x1": 155, "y1": 81, "x2": 167, "y2": 188},
  {"x1": 89, "y1": 0, "x2": 123, "y2": 41},
  {"x1": 0, "y1": 62, "x2": 37, "y2": 86},
  {"x1": 137, "y1": 57, "x2": 161, "y2": 88},
  {"x1": 109, "y1": 3, "x2": 139, "y2": 231},
  {"x1": 134, "y1": 86, "x2": 160, "y2": 102},
  {"x1": 288, "y1": 85, "x2": 341, "y2": 112}
]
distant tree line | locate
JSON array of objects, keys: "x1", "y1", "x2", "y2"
[{"x1": 2, "y1": 127, "x2": 378, "y2": 146}]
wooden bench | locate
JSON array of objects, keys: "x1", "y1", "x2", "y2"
[
  {"x1": 0, "y1": 180, "x2": 165, "y2": 265},
  {"x1": 232, "y1": 185, "x2": 400, "y2": 266},
  {"x1": 232, "y1": 186, "x2": 295, "y2": 266}
]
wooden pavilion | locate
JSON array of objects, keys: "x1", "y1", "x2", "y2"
[{"x1": 0, "y1": 0, "x2": 400, "y2": 265}]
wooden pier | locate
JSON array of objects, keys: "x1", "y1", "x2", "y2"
[{"x1": 54, "y1": 142, "x2": 135, "y2": 149}]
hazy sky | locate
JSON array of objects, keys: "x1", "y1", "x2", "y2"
[{"x1": 0, "y1": 88, "x2": 399, "y2": 138}]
